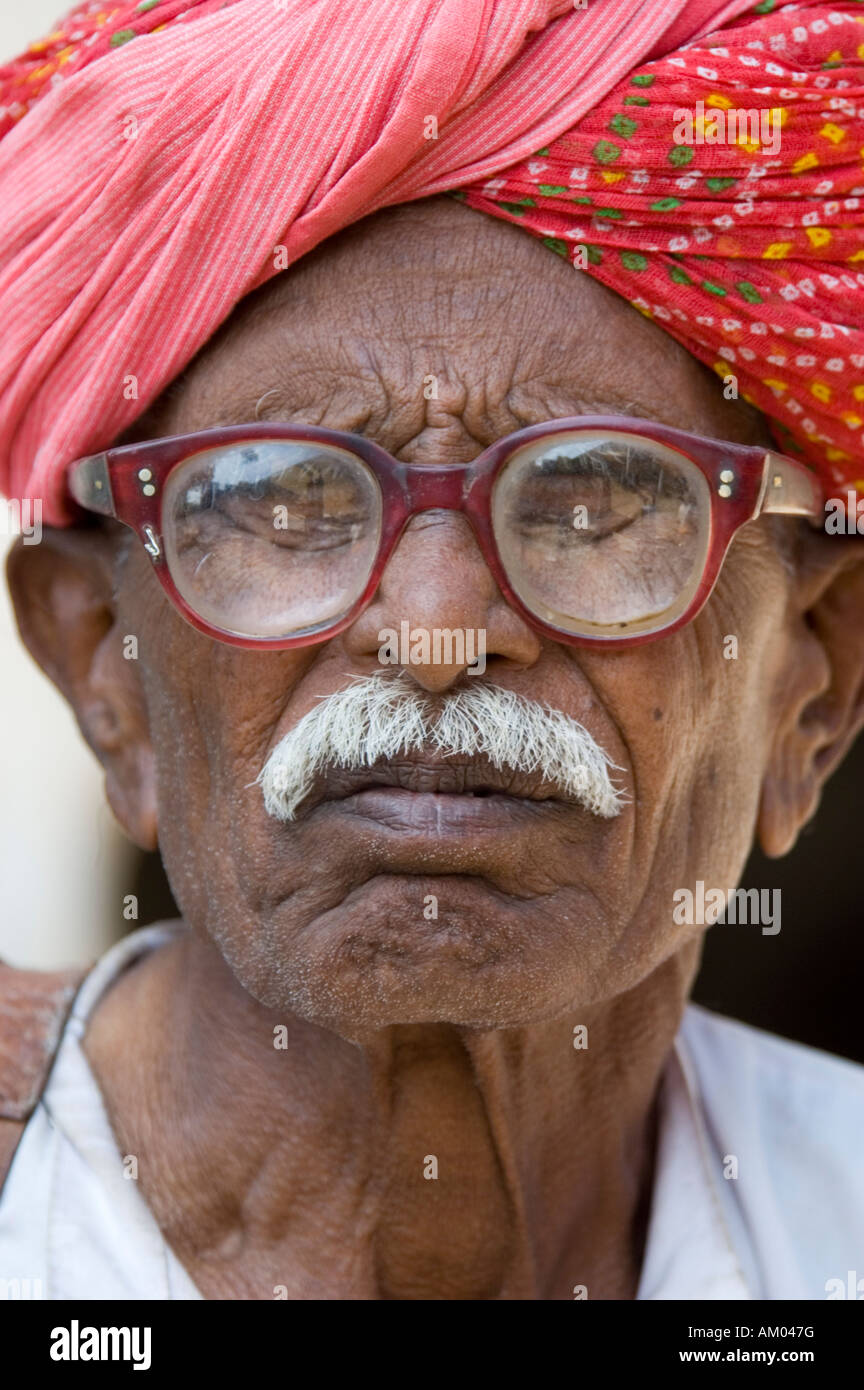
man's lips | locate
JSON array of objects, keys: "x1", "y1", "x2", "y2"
[{"x1": 295, "y1": 756, "x2": 571, "y2": 828}]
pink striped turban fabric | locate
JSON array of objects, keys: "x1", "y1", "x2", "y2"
[{"x1": 1, "y1": 0, "x2": 863, "y2": 526}]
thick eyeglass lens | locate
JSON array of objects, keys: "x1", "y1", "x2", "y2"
[
  {"x1": 162, "y1": 441, "x2": 382, "y2": 639},
  {"x1": 491, "y1": 432, "x2": 711, "y2": 636}
]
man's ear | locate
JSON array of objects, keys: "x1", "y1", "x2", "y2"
[
  {"x1": 759, "y1": 528, "x2": 864, "y2": 858},
  {"x1": 5, "y1": 524, "x2": 158, "y2": 851}
]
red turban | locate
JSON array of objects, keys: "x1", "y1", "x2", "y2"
[{"x1": 0, "y1": 0, "x2": 862, "y2": 526}]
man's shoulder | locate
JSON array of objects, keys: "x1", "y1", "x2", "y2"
[
  {"x1": 0, "y1": 959, "x2": 90, "y2": 1121},
  {"x1": 681, "y1": 1003, "x2": 864, "y2": 1112},
  {"x1": 681, "y1": 1003, "x2": 864, "y2": 1161},
  {"x1": 680, "y1": 1004, "x2": 864, "y2": 1297}
]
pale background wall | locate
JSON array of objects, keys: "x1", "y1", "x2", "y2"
[
  {"x1": 0, "y1": 1, "x2": 133, "y2": 967},
  {"x1": 0, "y1": 2, "x2": 68, "y2": 61}
]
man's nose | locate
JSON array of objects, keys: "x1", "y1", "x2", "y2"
[{"x1": 340, "y1": 509, "x2": 541, "y2": 692}]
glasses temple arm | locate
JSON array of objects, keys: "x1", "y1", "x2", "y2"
[
  {"x1": 757, "y1": 451, "x2": 823, "y2": 519},
  {"x1": 68, "y1": 452, "x2": 115, "y2": 517}
]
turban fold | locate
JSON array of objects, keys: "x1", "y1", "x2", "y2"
[{"x1": 0, "y1": 0, "x2": 862, "y2": 526}]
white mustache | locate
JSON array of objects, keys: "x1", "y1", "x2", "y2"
[{"x1": 256, "y1": 672, "x2": 626, "y2": 821}]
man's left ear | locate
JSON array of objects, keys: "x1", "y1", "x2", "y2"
[
  {"x1": 759, "y1": 530, "x2": 864, "y2": 858},
  {"x1": 5, "y1": 524, "x2": 159, "y2": 851}
]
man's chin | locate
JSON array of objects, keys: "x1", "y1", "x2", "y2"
[{"x1": 220, "y1": 874, "x2": 623, "y2": 1035}]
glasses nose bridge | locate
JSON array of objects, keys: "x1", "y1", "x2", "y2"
[{"x1": 401, "y1": 462, "x2": 474, "y2": 517}]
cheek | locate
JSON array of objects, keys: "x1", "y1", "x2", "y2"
[
  {"x1": 129, "y1": 566, "x2": 312, "y2": 921},
  {"x1": 601, "y1": 552, "x2": 790, "y2": 938}
]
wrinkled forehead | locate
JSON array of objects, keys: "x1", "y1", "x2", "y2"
[{"x1": 130, "y1": 198, "x2": 771, "y2": 453}]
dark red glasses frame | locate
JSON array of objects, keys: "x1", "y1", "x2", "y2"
[{"x1": 67, "y1": 415, "x2": 822, "y2": 651}]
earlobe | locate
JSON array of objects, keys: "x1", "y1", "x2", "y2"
[
  {"x1": 104, "y1": 751, "x2": 159, "y2": 852},
  {"x1": 5, "y1": 525, "x2": 159, "y2": 852},
  {"x1": 758, "y1": 532, "x2": 864, "y2": 859},
  {"x1": 758, "y1": 749, "x2": 820, "y2": 859}
]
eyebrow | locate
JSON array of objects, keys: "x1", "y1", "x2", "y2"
[
  {"x1": 504, "y1": 396, "x2": 679, "y2": 435},
  {"x1": 200, "y1": 392, "x2": 375, "y2": 437},
  {"x1": 179, "y1": 370, "x2": 743, "y2": 449},
  {"x1": 209, "y1": 391, "x2": 665, "y2": 432}
]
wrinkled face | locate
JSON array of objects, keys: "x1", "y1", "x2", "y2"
[{"x1": 96, "y1": 199, "x2": 808, "y2": 1032}]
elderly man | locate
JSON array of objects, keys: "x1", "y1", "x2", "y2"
[{"x1": 0, "y1": 0, "x2": 863, "y2": 1303}]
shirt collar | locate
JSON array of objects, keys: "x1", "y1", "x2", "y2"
[{"x1": 636, "y1": 1024, "x2": 753, "y2": 1300}]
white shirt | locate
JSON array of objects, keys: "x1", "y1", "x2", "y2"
[{"x1": 1, "y1": 922, "x2": 862, "y2": 1300}]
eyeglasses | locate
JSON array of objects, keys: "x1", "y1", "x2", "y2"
[{"x1": 67, "y1": 415, "x2": 822, "y2": 651}]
